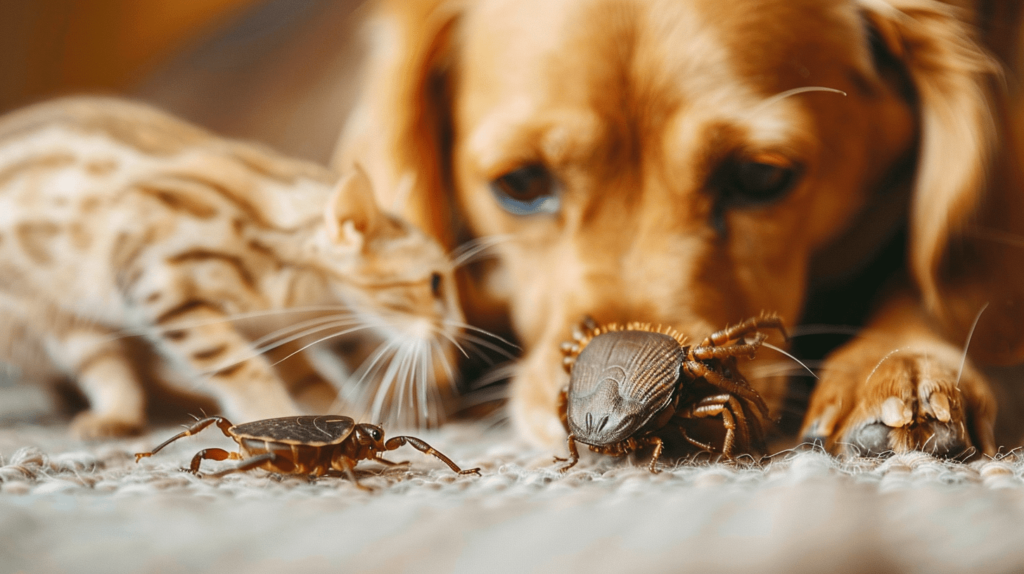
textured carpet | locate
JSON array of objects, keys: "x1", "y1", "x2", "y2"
[{"x1": 4, "y1": 411, "x2": 1024, "y2": 574}]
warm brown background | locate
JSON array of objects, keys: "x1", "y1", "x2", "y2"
[{"x1": 0, "y1": 0, "x2": 366, "y2": 164}]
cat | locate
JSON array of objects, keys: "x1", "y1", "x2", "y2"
[{"x1": 0, "y1": 97, "x2": 465, "y2": 438}]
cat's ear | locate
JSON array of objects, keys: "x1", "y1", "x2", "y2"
[{"x1": 325, "y1": 166, "x2": 383, "y2": 250}]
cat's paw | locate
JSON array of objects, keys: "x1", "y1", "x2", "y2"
[
  {"x1": 71, "y1": 411, "x2": 144, "y2": 440},
  {"x1": 801, "y1": 344, "x2": 996, "y2": 458}
]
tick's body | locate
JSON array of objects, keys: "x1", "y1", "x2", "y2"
[
  {"x1": 135, "y1": 415, "x2": 479, "y2": 489},
  {"x1": 556, "y1": 316, "x2": 786, "y2": 472}
]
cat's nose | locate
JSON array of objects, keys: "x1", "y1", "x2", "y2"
[{"x1": 430, "y1": 272, "x2": 443, "y2": 298}]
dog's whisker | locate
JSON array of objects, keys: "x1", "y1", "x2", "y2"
[
  {"x1": 788, "y1": 324, "x2": 900, "y2": 346},
  {"x1": 955, "y1": 302, "x2": 989, "y2": 388},
  {"x1": 747, "y1": 86, "x2": 846, "y2": 119},
  {"x1": 965, "y1": 227, "x2": 1024, "y2": 249},
  {"x1": 761, "y1": 343, "x2": 818, "y2": 380}
]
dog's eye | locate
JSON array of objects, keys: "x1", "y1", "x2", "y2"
[
  {"x1": 728, "y1": 155, "x2": 799, "y2": 206},
  {"x1": 490, "y1": 165, "x2": 561, "y2": 216}
]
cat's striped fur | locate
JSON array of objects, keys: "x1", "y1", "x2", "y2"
[{"x1": 0, "y1": 97, "x2": 464, "y2": 438}]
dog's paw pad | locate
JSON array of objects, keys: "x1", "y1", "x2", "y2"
[{"x1": 848, "y1": 422, "x2": 892, "y2": 456}]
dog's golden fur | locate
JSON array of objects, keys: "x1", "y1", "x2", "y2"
[{"x1": 335, "y1": 0, "x2": 1024, "y2": 454}]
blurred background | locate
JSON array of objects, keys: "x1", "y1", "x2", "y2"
[{"x1": 0, "y1": 0, "x2": 367, "y2": 164}]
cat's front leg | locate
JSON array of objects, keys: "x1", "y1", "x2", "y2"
[
  {"x1": 43, "y1": 327, "x2": 146, "y2": 439},
  {"x1": 125, "y1": 263, "x2": 303, "y2": 423}
]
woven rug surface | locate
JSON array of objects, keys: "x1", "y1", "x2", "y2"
[{"x1": 4, "y1": 414, "x2": 1024, "y2": 574}]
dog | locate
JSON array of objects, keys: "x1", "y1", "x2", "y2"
[{"x1": 334, "y1": 0, "x2": 1024, "y2": 456}]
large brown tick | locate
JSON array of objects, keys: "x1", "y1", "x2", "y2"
[
  {"x1": 135, "y1": 415, "x2": 480, "y2": 490},
  {"x1": 555, "y1": 315, "x2": 786, "y2": 472}
]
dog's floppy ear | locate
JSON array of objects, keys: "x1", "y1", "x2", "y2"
[
  {"x1": 332, "y1": 0, "x2": 462, "y2": 249},
  {"x1": 859, "y1": 0, "x2": 1000, "y2": 313}
]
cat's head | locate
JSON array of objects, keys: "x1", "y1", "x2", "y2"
[
  {"x1": 304, "y1": 167, "x2": 467, "y2": 427},
  {"x1": 307, "y1": 167, "x2": 463, "y2": 339}
]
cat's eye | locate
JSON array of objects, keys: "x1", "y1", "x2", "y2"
[
  {"x1": 490, "y1": 164, "x2": 561, "y2": 216},
  {"x1": 430, "y1": 272, "x2": 442, "y2": 297},
  {"x1": 722, "y1": 153, "x2": 800, "y2": 207}
]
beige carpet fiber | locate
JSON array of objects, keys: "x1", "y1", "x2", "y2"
[{"x1": 4, "y1": 396, "x2": 1024, "y2": 574}]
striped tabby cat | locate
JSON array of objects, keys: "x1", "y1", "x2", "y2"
[{"x1": 0, "y1": 97, "x2": 464, "y2": 438}]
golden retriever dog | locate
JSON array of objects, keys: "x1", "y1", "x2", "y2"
[{"x1": 334, "y1": 0, "x2": 1024, "y2": 456}]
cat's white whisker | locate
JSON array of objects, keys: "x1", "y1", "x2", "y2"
[
  {"x1": 247, "y1": 314, "x2": 363, "y2": 356},
  {"x1": 208, "y1": 318, "x2": 366, "y2": 374},
  {"x1": 442, "y1": 319, "x2": 520, "y2": 350},
  {"x1": 393, "y1": 342, "x2": 417, "y2": 426},
  {"x1": 370, "y1": 341, "x2": 410, "y2": 425},
  {"x1": 333, "y1": 337, "x2": 401, "y2": 413},
  {"x1": 466, "y1": 362, "x2": 516, "y2": 391},
  {"x1": 107, "y1": 306, "x2": 357, "y2": 341},
  {"x1": 431, "y1": 327, "x2": 470, "y2": 360},
  {"x1": 351, "y1": 338, "x2": 401, "y2": 393},
  {"x1": 432, "y1": 339, "x2": 460, "y2": 393},
  {"x1": 267, "y1": 324, "x2": 382, "y2": 368},
  {"x1": 418, "y1": 340, "x2": 432, "y2": 425},
  {"x1": 458, "y1": 332, "x2": 519, "y2": 361}
]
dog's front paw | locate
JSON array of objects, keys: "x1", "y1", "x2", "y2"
[{"x1": 801, "y1": 342, "x2": 996, "y2": 457}]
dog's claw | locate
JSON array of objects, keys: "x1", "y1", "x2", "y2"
[{"x1": 880, "y1": 396, "x2": 913, "y2": 428}]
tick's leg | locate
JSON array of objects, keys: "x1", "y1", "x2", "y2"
[
  {"x1": 183, "y1": 448, "x2": 243, "y2": 475},
  {"x1": 680, "y1": 396, "x2": 736, "y2": 457},
  {"x1": 334, "y1": 455, "x2": 371, "y2": 491},
  {"x1": 685, "y1": 361, "x2": 771, "y2": 420},
  {"x1": 701, "y1": 315, "x2": 788, "y2": 347},
  {"x1": 733, "y1": 395, "x2": 766, "y2": 454},
  {"x1": 719, "y1": 406, "x2": 737, "y2": 457},
  {"x1": 373, "y1": 457, "x2": 411, "y2": 467},
  {"x1": 690, "y1": 332, "x2": 767, "y2": 361},
  {"x1": 562, "y1": 317, "x2": 598, "y2": 372},
  {"x1": 645, "y1": 436, "x2": 665, "y2": 473},
  {"x1": 679, "y1": 427, "x2": 716, "y2": 453},
  {"x1": 556, "y1": 387, "x2": 570, "y2": 432},
  {"x1": 385, "y1": 436, "x2": 481, "y2": 475},
  {"x1": 134, "y1": 416, "x2": 235, "y2": 462},
  {"x1": 203, "y1": 452, "x2": 286, "y2": 478},
  {"x1": 554, "y1": 434, "x2": 581, "y2": 472},
  {"x1": 720, "y1": 395, "x2": 752, "y2": 455}
]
